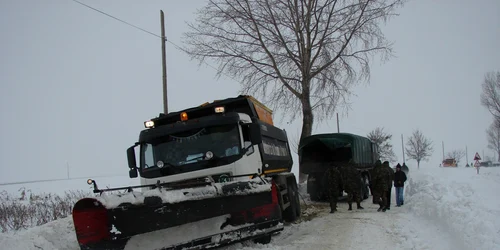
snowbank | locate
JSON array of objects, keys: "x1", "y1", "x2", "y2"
[
  {"x1": 0, "y1": 217, "x2": 79, "y2": 250},
  {"x1": 405, "y1": 167, "x2": 500, "y2": 250}
]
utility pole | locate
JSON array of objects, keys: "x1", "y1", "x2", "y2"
[
  {"x1": 401, "y1": 134, "x2": 405, "y2": 163},
  {"x1": 442, "y1": 141, "x2": 445, "y2": 161},
  {"x1": 66, "y1": 162, "x2": 70, "y2": 179},
  {"x1": 160, "y1": 10, "x2": 168, "y2": 114},
  {"x1": 465, "y1": 145, "x2": 468, "y2": 164},
  {"x1": 336, "y1": 113, "x2": 339, "y2": 133}
]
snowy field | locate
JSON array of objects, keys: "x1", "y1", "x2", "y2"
[{"x1": 0, "y1": 166, "x2": 499, "y2": 250}]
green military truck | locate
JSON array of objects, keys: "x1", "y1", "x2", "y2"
[{"x1": 298, "y1": 133, "x2": 379, "y2": 202}]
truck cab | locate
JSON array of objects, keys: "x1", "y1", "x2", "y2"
[{"x1": 127, "y1": 95, "x2": 293, "y2": 187}]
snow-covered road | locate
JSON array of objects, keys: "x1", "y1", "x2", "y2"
[{"x1": 223, "y1": 198, "x2": 464, "y2": 250}]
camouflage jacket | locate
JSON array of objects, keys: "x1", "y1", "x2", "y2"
[
  {"x1": 324, "y1": 166, "x2": 343, "y2": 192},
  {"x1": 383, "y1": 162, "x2": 395, "y2": 188},
  {"x1": 372, "y1": 164, "x2": 389, "y2": 191},
  {"x1": 340, "y1": 165, "x2": 362, "y2": 192}
]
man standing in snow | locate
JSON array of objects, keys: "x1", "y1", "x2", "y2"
[
  {"x1": 394, "y1": 164, "x2": 407, "y2": 206},
  {"x1": 372, "y1": 160, "x2": 389, "y2": 212},
  {"x1": 382, "y1": 161, "x2": 394, "y2": 210},
  {"x1": 340, "y1": 163, "x2": 364, "y2": 210},
  {"x1": 324, "y1": 165, "x2": 343, "y2": 213},
  {"x1": 401, "y1": 163, "x2": 409, "y2": 174}
]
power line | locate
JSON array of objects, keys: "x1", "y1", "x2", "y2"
[
  {"x1": 70, "y1": 0, "x2": 231, "y2": 80},
  {"x1": 71, "y1": 0, "x2": 161, "y2": 39}
]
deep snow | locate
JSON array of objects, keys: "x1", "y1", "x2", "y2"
[{"x1": 1, "y1": 166, "x2": 499, "y2": 250}]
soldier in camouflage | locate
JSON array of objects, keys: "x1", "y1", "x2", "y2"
[
  {"x1": 340, "y1": 164, "x2": 364, "y2": 210},
  {"x1": 324, "y1": 165, "x2": 342, "y2": 213},
  {"x1": 382, "y1": 161, "x2": 395, "y2": 210},
  {"x1": 371, "y1": 160, "x2": 389, "y2": 212}
]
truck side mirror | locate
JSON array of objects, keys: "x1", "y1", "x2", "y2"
[
  {"x1": 249, "y1": 123, "x2": 262, "y2": 145},
  {"x1": 127, "y1": 145, "x2": 138, "y2": 178},
  {"x1": 129, "y1": 168, "x2": 138, "y2": 178}
]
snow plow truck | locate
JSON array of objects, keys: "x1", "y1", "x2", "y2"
[
  {"x1": 298, "y1": 133, "x2": 379, "y2": 202},
  {"x1": 72, "y1": 95, "x2": 300, "y2": 250}
]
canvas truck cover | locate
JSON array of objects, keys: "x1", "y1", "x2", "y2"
[{"x1": 298, "y1": 133, "x2": 375, "y2": 174}]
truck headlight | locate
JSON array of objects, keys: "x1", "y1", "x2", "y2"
[
  {"x1": 205, "y1": 151, "x2": 214, "y2": 159},
  {"x1": 214, "y1": 106, "x2": 225, "y2": 113},
  {"x1": 144, "y1": 120, "x2": 155, "y2": 128}
]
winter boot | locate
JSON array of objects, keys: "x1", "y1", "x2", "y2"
[
  {"x1": 377, "y1": 201, "x2": 384, "y2": 212},
  {"x1": 348, "y1": 204, "x2": 352, "y2": 211},
  {"x1": 357, "y1": 203, "x2": 364, "y2": 209},
  {"x1": 382, "y1": 207, "x2": 387, "y2": 212}
]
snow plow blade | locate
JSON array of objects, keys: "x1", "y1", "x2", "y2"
[{"x1": 72, "y1": 179, "x2": 283, "y2": 250}]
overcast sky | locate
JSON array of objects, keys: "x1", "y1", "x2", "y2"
[{"x1": 1, "y1": 0, "x2": 499, "y2": 183}]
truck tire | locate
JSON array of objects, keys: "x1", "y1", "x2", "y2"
[
  {"x1": 307, "y1": 174, "x2": 322, "y2": 202},
  {"x1": 282, "y1": 181, "x2": 298, "y2": 222},
  {"x1": 253, "y1": 234, "x2": 272, "y2": 244},
  {"x1": 293, "y1": 181, "x2": 301, "y2": 218}
]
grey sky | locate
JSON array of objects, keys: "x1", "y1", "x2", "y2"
[{"x1": 1, "y1": 0, "x2": 499, "y2": 183}]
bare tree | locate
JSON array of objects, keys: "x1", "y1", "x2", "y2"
[
  {"x1": 367, "y1": 127, "x2": 397, "y2": 162},
  {"x1": 405, "y1": 129, "x2": 433, "y2": 169},
  {"x1": 486, "y1": 119, "x2": 500, "y2": 161},
  {"x1": 446, "y1": 149, "x2": 465, "y2": 165},
  {"x1": 480, "y1": 71, "x2": 500, "y2": 122},
  {"x1": 182, "y1": 0, "x2": 406, "y2": 182},
  {"x1": 289, "y1": 128, "x2": 301, "y2": 155}
]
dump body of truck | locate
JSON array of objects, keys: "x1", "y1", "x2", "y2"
[
  {"x1": 72, "y1": 95, "x2": 300, "y2": 250},
  {"x1": 298, "y1": 133, "x2": 378, "y2": 201}
]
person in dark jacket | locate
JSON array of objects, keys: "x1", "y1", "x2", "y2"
[
  {"x1": 324, "y1": 165, "x2": 343, "y2": 213},
  {"x1": 340, "y1": 165, "x2": 364, "y2": 210},
  {"x1": 401, "y1": 162, "x2": 410, "y2": 174},
  {"x1": 382, "y1": 161, "x2": 394, "y2": 210},
  {"x1": 394, "y1": 163, "x2": 407, "y2": 206},
  {"x1": 372, "y1": 160, "x2": 389, "y2": 212}
]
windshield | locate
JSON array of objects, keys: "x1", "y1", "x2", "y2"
[{"x1": 141, "y1": 124, "x2": 241, "y2": 170}]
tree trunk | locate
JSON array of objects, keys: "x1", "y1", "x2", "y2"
[
  {"x1": 298, "y1": 91, "x2": 314, "y2": 183},
  {"x1": 497, "y1": 150, "x2": 500, "y2": 162},
  {"x1": 417, "y1": 160, "x2": 420, "y2": 169}
]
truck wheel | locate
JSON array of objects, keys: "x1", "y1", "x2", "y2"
[
  {"x1": 293, "y1": 181, "x2": 301, "y2": 218},
  {"x1": 282, "y1": 182, "x2": 298, "y2": 222},
  {"x1": 253, "y1": 234, "x2": 272, "y2": 244},
  {"x1": 307, "y1": 174, "x2": 321, "y2": 201}
]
